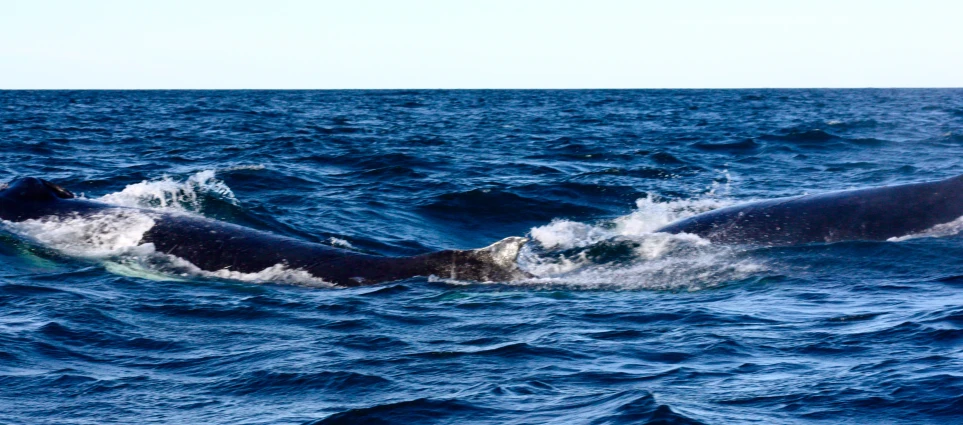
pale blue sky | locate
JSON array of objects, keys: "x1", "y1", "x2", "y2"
[{"x1": 2, "y1": 0, "x2": 961, "y2": 89}]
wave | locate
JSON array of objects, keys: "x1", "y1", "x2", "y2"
[
  {"x1": 572, "y1": 165, "x2": 705, "y2": 180},
  {"x1": 649, "y1": 151, "x2": 686, "y2": 165},
  {"x1": 310, "y1": 390, "x2": 703, "y2": 425},
  {"x1": 760, "y1": 129, "x2": 838, "y2": 143},
  {"x1": 38, "y1": 321, "x2": 182, "y2": 351},
  {"x1": 335, "y1": 165, "x2": 426, "y2": 179},
  {"x1": 825, "y1": 118, "x2": 880, "y2": 129},
  {"x1": 515, "y1": 182, "x2": 644, "y2": 207},
  {"x1": 760, "y1": 128, "x2": 890, "y2": 147},
  {"x1": 213, "y1": 370, "x2": 390, "y2": 396},
  {"x1": 692, "y1": 138, "x2": 761, "y2": 152},
  {"x1": 413, "y1": 341, "x2": 585, "y2": 360},
  {"x1": 419, "y1": 188, "x2": 604, "y2": 223},
  {"x1": 925, "y1": 132, "x2": 963, "y2": 146},
  {"x1": 525, "y1": 139, "x2": 637, "y2": 161},
  {"x1": 97, "y1": 170, "x2": 238, "y2": 212}
]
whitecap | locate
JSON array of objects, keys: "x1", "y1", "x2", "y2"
[{"x1": 98, "y1": 170, "x2": 238, "y2": 212}]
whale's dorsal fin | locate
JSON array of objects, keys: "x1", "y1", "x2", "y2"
[{"x1": 41, "y1": 179, "x2": 75, "y2": 199}]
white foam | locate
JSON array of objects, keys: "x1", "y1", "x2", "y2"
[
  {"x1": 519, "y1": 248, "x2": 765, "y2": 291},
  {"x1": 104, "y1": 251, "x2": 335, "y2": 287},
  {"x1": 521, "y1": 194, "x2": 766, "y2": 290},
  {"x1": 98, "y1": 170, "x2": 237, "y2": 212},
  {"x1": 328, "y1": 237, "x2": 354, "y2": 249},
  {"x1": 104, "y1": 261, "x2": 186, "y2": 282},
  {"x1": 222, "y1": 164, "x2": 266, "y2": 171},
  {"x1": 516, "y1": 245, "x2": 586, "y2": 276},
  {"x1": 156, "y1": 254, "x2": 335, "y2": 287},
  {"x1": 2, "y1": 210, "x2": 157, "y2": 259},
  {"x1": 888, "y1": 216, "x2": 963, "y2": 242},
  {"x1": 529, "y1": 194, "x2": 729, "y2": 250},
  {"x1": 614, "y1": 195, "x2": 730, "y2": 236},
  {"x1": 529, "y1": 220, "x2": 607, "y2": 250}
]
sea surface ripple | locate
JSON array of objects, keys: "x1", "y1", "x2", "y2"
[{"x1": 1, "y1": 89, "x2": 962, "y2": 424}]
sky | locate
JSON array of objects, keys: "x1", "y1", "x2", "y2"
[{"x1": 2, "y1": 0, "x2": 961, "y2": 89}]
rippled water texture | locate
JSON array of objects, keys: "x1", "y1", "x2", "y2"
[{"x1": 1, "y1": 90, "x2": 963, "y2": 424}]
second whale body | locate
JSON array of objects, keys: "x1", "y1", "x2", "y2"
[{"x1": 657, "y1": 174, "x2": 963, "y2": 245}]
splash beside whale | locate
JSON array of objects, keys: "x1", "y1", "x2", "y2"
[
  {"x1": 0, "y1": 177, "x2": 530, "y2": 286},
  {"x1": 657, "y1": 174, "x2": 963, "y2": 245}
]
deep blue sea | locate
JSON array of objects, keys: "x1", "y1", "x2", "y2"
[{"x1": 1, "y1": 89, "x2": 962, "y2": 424}]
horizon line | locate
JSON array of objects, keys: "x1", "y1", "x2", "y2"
[{"x1": 3, "y1": 87, "x2": 963, "y2": 91}]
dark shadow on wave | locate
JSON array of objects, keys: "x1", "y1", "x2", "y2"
[
  {"x1": 213, "y1": 370, "x2": 390, "y2": 396},
  {"x1": 514, "y1": 182, "x2": 644, "y2": 212},
  {"x1": 418, "y1": 188, "x2": 604, "y2": 224},
  {"x1": 410, "y1": 342, "x2": 588, "y2": 361},
  {"x1": 759, "y1": 128, "x2": 891, "y2": 148},
  {"x1": 760, "y1": 129, "x2": 838, "y2": 143},
  {"x1": 307, "y1": 398, "x2": 492, "y2": 425},
  {"x1": 599, "y1": 392, "x2": 706, "y2": 425},
  {"x1": 307, "y1": 391, "x2": 704, "y2": 425},
  {"x1": 692, "y1": 138, "x2": 760, "y2": 152}
]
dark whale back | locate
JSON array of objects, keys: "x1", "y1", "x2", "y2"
[
  {"x1": 140, "y1": 213, "x2": 528, "y2": 286},
  {"x1": 657, "y1": 175, "x2": 963, "y2": 245},
  {"x1": 0, "y1": 177, "x2": 530, "y2": 286}
]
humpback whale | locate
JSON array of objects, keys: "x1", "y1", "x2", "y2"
[
  {"x1": 656, "y1": 174, "x2": 963, "y2": 245},
  {"x1": 0, "y1": 177, "x2": 530, "y2": 286}
]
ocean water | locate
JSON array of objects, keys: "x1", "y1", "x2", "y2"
[{"x1": 1, "y1": 89, "x2": 962, "y2": 424}]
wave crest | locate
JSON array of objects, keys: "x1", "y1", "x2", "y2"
[{"x1": 97, "y1": 170, "x2": 238, "y2": 212}]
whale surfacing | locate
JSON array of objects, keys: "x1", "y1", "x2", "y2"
[
  {"x1": 656, "y1": 174, "x2": 963, "y2": 246},
  {"x1": 0, "y1": 177, "x2": 530, "y2": 286}
]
